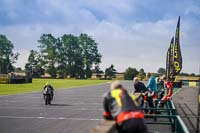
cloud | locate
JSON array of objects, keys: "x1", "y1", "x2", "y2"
[
  {"x1": 85, "y1": 18, "x2": 199, "y2": 73},
  {"x1": 185, "y1": 5, "x2": 200, "y2": 15},
  {"x1": 87, "y1": 19, "x2": 174, "y2": 66},
  {"x1": 0, "y1": 0, "x2": 199, "y2": 74}
]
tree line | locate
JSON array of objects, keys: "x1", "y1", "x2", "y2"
[
  {"x1": 123, "y1": 67, "x2": 199, "y2": 80},
  {"x1": 0, "y1": 33, "x2": 199, "y2": 78},
  {"x1": 0, "y1": 34, "x2": 19, "y2": 74},
  {"x1": 25, "y1": 33, "x2": 101, "y2": 78}
]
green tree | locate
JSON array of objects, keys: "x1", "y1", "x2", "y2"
[
  {"x1": 25, "y1": 50, "x2": 44, "y2": 77},
  {"x1": 78, "y1": 33, "x2": 101, "y2": 78},
  {"x1": 15, "y1": 67, "x2": 23, "y2": 72},
  {"x1": 124, "y1": 67, "x2": 138, "y2": 80},
  {"x1": 157, "y1": 68, "x2": 166, "y2": 75},
  {"x1": 58, "y1": 34, "x2": 84, "y2": 78},
  {"x1": 190, "y1": 73, "x2": 195, "y2": 76},
  {"x1": 92, "y1": 65, "x2": 103, "y2": 79},
  {"x1": 180, "y1": 72, "x2": 189, "y2": 76},
  {"x1": 138, "y1": 68, "x2": 146, "y2": 80},
  {"x1": 151, "y1": 73, "x2": 160, "y2": 77},
  {"x1": 0, "y1": 34, "x2": 19, "y2": 74},
  {"x1": 105, "y1": 64, "x2": 116, "y2": 79},
  {"x1": 93, "y1": 65, "x2": 102, "y2": 74},
  {"x1": 38, "y1": 34, "x2": 58, "y2": 78},
  {"x1": 36, "y1": 33, "x2": 102, "y2": 79}
]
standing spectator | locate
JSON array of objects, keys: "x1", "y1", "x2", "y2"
[
  {"x1": 133, "y1": 77, "x2": 149, "y2": 108},
  {"x1": 133, "y1": 77, "x2": 148, "y2": 93},
  {"x1": 158, "y1": 76, "x2": 173, "y2": 108},
  {"x1": 156, "y1": 77, "x2": 165, "y2": 100},
  {"x1": 146, "y1": 72, "x2": 158, "y2": 112},
  {"x1": 146, "y1": 72, "x2": 158, "y2": 93}
]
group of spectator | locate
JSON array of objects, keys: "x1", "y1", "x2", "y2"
[
  {"x1": 133, "y1": 73, "x2": 173, "y2": 112},
  {"x1": 102, "y1": 72, "x2": 173, "y2": 133}
]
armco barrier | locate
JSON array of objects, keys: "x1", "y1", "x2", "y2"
[
  {"x1": 0, "y1": 74, "x2": 32, "y2": 84},
  {"x1": 0, "y1": 77, "x2": 9, "y2": 84},
  {"x1": 0, "y1": 74, "x2": 9, "y2": 84},
  {"x1": 9, "y1": 77, "x2": 32, "y2": 84},
  {"x1": 182, "y1": 80, "x2": 200, "y2": 87}
]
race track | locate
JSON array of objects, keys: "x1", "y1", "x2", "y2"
[
  {"x1": 0, "y1": 81, "x2": 171, "y2": 133},
  {"x1": 0, "y1": 82, "x2": 130, "y2": 133}
]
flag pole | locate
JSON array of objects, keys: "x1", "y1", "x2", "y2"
[{"x1": 173, "y1": 16, "x2": 182, "y2": 82}]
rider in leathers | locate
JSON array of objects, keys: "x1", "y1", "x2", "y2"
[
  {"x1": 43, "y1": 82, "x2": 54, "y2": 100},
  {"x1": 102, "y1": 81, "x2": 148, "y2": 133}
]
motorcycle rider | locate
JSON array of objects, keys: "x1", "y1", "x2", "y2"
[
  {"x1": 102, "y1": 81, "x2": 148, "y2": 133},
  {"x1": 43, "y1": 82, "x2": 54, "y2": 101}
]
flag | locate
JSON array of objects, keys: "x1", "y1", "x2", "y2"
[
  {"x1": 173, "y1": 16, "x2": 182, "y2": 76},
  {"x1": 166, "y1": 37, "x2": 174, "y2": 80}
]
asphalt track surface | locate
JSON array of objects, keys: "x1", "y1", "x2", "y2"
[
  {"x1": 0, "y1": 82, "x2": 112, "y2": 133},
  {"x1": 0, "y1": 81, "x2": 171, "y2": 133},
  {"x1": 172, "y1": 86, "x2": 199, "y2": 133}
]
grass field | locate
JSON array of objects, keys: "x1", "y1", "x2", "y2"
[{"x1": 0, "y1": 79, "x2": 110, "y2": 95}]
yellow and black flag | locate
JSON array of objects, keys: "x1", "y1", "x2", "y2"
[
  {"x1": 173, "y1": 16, "x2": 182, "y2": 77},
  {"x1": 166, "y1": 37, "x2": 174, "y2": 80}
]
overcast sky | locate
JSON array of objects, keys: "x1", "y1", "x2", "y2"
[{"x1": 0, "y1": 0, "x2": 199, "y2": 74}]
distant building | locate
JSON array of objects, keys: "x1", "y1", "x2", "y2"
[{"x1": 91, "y1": 72, "x2": 124, "y2": 80}]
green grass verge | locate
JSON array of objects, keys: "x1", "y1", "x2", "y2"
[{"x1": 0, "y1": 78, "x2": 110, "y2": 95}]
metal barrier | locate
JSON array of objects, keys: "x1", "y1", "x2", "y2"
[
  {"x1": 142, "y1": 100, "x2": 189, "y2": 133},
  {"x1": 0, "y1": 74, "x2": 32, "y2": 84},
  {"x1": 174, "y1": 116, "x2": 190, "y2": 133},
  {"x1": 91, "y1": 100, "x2": 189, "y2": 133}
]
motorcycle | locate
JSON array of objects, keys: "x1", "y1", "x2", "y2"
[{"x1": 43, "y1": 87, "x2": 53, "y2": 105}]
